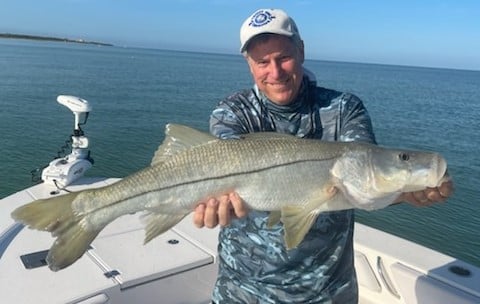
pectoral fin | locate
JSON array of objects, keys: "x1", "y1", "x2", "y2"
[
  {"x1": 281, "y1": 185, "x2": 338, "y2": 249},
  {"x1": 281, "y1": 205, "x2": 320, "y2": 249}
]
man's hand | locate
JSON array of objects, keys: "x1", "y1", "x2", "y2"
[
  {"x1": 396, "y1": 180, "x2": 454, "y2": 207},
  {"x1": 193, "y1": 192, "x2": 248, "y2": 228}
]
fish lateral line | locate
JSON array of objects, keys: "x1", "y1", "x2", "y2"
[{"x1": 106, "y1": 157, "x2": 340, "y2": 208}]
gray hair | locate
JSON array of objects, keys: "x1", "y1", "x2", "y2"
[{"x1": 242, "y1": 33, "x2": 304, "y2": 57}]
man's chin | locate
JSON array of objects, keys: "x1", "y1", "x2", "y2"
[{"x1": 269, "y1": 95, "x2": 294, "y2": 105}]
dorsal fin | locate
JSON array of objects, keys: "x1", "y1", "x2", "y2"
[{"x1": 151, "y1": 124, "x2": 217, "y2": 166}]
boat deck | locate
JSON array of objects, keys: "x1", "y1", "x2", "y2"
[{"x1": 1, "y1": 177, "x2": 479, "y2": 303}]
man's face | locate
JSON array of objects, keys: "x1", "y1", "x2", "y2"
[{"x1": 246, "y1": 35, "x2": 304, "y2": 105}]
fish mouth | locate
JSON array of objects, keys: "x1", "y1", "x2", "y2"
[
  {"x1": 422, "y1": 153, "x2": 448, "y2": 188},
  {"x1": 401, "y1": 153, "x2": 448, "y2": 192},
  {"x1": 435, "y1": 156, "x2": 450, "y2": 186}
]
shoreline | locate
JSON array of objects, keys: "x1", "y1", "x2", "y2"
[{"x1": 0, "y1": 33, "x2": 113, "y2": 47}]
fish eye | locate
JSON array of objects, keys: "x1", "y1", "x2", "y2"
[{"x1": 398, "y1": 153, "x2": 410, "y2": 161}]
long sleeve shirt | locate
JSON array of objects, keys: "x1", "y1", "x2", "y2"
[{"x1": 210, "y1": 69, "x2": 376, "y2": 303}]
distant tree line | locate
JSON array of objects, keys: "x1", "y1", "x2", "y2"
[{"x1": 0, "y1": 33, "x2": 113, "y2": 46}]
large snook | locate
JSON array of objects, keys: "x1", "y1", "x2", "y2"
[{"x1": 11, "y1": 124, "x2": 449, "y2": 271}]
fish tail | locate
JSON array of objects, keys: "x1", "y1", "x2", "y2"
[
  {"x1": 46, "y1": 217, "x2": 102, "y2": 271},
  {"x1": 11, "y1": 192, "x2": 80, "y2": 234},
  {"x1": 11, "y1": 192, "x2": 100, "y2": 271}
]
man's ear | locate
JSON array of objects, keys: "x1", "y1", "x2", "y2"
[
  {"x1": 245, "y1": 55, "x2": 255, "y2": 76},
  {"x1": 298, "y1": 40, "x2": 305, "y2": 63}
]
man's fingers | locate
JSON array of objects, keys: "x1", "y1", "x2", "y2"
[
  {"x1": 412, "y1": 190, "x2": 431, "y2": 205},
  {"x1": 218, "y1": 195, "x2": 232, "y2": 227},
  {"x1": 193, "y1": 203, "x2": 206, "y2": 228},
  {"x1": 425, "y1": 188, "x2": 444, "y2": 202},
  {"x1": 204, "y1": 198, "x2": 219, "y2": 228},
  {"x1": 424, "y1": 181, "x2": 454, "y2": 202},
  {"x1": 193, "y1": 192, "x2": 249, "y2": 229},
  {"x1": 438, "y1": 180, "x2": 454, "y2": 199},
  {"x1": 229, "y1": 192, "x2": 248, "y2": 218}
]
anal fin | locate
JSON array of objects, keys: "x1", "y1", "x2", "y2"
[
  {"x1": 142, "y1": 212, "x2": 188, "y2": 244},
  {"x1": 267, "y1": 211, "x2": 281, "y2": 228}
]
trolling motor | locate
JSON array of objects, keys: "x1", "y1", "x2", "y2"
[{"x1": 41, "y1": 95, "x2": 94, "y2": 188}]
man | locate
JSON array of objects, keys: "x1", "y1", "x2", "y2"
[{"x1": 194, "y1": 8, "x2": 453, "y2": 303}]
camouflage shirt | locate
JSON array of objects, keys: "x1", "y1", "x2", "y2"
[{"x1": 209, "y1": 70, "x2": 376, "y2": 303}]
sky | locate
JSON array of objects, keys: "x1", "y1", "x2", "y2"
[{"x1": 1, "y1": 0, "x2": 479, "y2": 71}]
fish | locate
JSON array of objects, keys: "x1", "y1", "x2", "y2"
[{"x1": 11, "y1": 124, "x2": 449, "y2": 271}]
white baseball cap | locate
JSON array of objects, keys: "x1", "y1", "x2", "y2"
[{"x1": 240, "y1": 8, "x2": 301, "y2": 52}]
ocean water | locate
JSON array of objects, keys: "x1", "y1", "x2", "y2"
[{"x1": 1, "y1": 39, "x2": 479, "y2": 267}]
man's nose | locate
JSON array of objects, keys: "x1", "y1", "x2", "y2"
[{"x1": 268, "y1": 60, "x2": 283, "y2": 79}]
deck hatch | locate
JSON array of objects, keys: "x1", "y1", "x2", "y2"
[{"x1": 20, "y1": 249, "x2": 49, "y2": 269}]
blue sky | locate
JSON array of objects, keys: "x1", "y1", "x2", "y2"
[{"x1": 1, "y1": 0, "x2": 479, "y2": 71}]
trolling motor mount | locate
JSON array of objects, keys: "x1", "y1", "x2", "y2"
[{"x1": 41, "y1": 95, "x2": 93, "y2": 188}]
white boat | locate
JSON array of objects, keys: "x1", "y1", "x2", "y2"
[{"x1": 1, "y1": 96, "x2": 479, "y2": 304}]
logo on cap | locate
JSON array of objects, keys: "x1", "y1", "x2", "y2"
[{"x1": 249, "y1": 10, "x2": 275, "y2": 27}]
